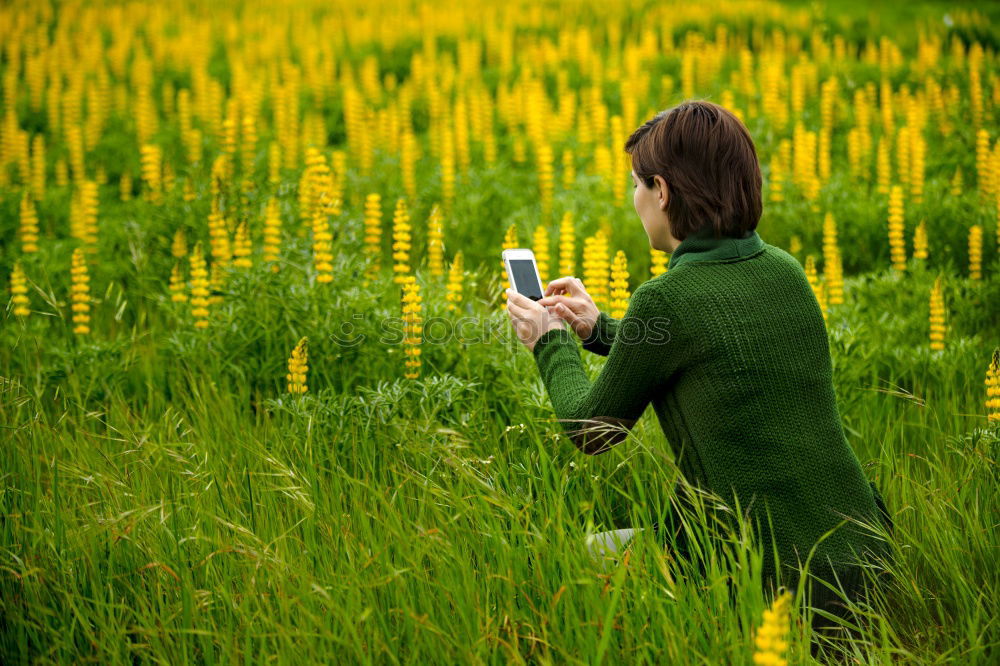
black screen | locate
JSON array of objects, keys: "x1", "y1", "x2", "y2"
[{"x1": 509, "y1": 259, "x2": 543, "y2": 299}]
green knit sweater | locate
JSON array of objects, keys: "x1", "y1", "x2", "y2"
[{"x1": 532, "y1": 226, "x2": 891, "y2": 593}]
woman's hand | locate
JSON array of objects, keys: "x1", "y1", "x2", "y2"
[
  {"x1": 505, "y1": 289, "x2": 566, "y2": 352},
  {"x1": 537, "y1": 276, "x2": 600, "y2": 340}
]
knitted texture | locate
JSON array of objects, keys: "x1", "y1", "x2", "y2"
[{"x1": 532, "y1": 226, "x2": 892, "y2": 598}]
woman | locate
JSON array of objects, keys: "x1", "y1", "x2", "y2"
[{"x1": 505, "y1": 100, "x2": 893, "y2": 636}]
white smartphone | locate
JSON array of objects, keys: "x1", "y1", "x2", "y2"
[{"x1": 502, "y1": 248, "x2": 544, "y2": 301}]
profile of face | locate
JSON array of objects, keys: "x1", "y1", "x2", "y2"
[{"x1": 632, "y1": 170, "x2": 681, "y2": 252}]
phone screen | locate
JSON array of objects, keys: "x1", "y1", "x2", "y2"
[{"x1": 509, "y1": 259, "x2": 543, "y2": 300}]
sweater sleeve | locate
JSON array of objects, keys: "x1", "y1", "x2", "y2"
[
  {"x1": 580, "y1": 311, "x2": 619, "y2": 356},
  {"x1": 531, "y1": 284, "x2": 679, "y2": 454}
]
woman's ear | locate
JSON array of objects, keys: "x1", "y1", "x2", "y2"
[{"x1": 654, "y1": 175, "x2": 669, "y2": 211}]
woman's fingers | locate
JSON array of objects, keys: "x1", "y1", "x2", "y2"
[
  {"x1": 544, "y1": 276, "x2": 581, "y2": 297},
  {"x1": 506, "y1": 289, "x2": 538, "y2": 309},
  {"x1": 552, "y1": 302, "x2": 585, "y2": 332},
  {"x1": 537, "y1": 293, "x2": 573, "y2": 308}
]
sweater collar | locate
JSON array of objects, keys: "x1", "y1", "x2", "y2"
[{"x1": 667, "y1": 225, "x2": 764, "y2": 269}]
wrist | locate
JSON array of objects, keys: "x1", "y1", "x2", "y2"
[{"x1": 531, "y1": 326, "x2": 569, "y2": 354}]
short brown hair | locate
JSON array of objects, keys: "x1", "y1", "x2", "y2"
[{"x1": 624, "y1": 100, "x2": 762, "y2": 240}]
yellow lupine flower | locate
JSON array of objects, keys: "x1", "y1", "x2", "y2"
[
  {"x1": 70, "y1": 247, "x2": 91, "y2": 335},
  {"x1": 140, "y1": 144, "x2": 162, "y2": 202},
  {"x1": 582, "y1": 230, "x2": 610, "y2": 311},
  {"x1": 170, "y1": 227, "x2": 187, "y2": 259},
  {"x1": 887, "y1": 185, "x2": 906, "y2": 271},
  {"x1": 263, "y1": 198, "x2": 282, "y2": 270},
  {"x1": 876, "y1": 137, "x2": 891, "y2": 195},
  {"x1": 188, "y1": 242, "x2": 211, "y2": 329},
  {"x1": 427, "y1": 204, "x2": 445, "y2": 277},
  {"x1": 929, "y1": 276, "x2": 945, "y2": 351},
  {"x1": 207, "y1": 211, "x2": 231, "y2": 268},
  {"x1": 286, "y1": 337, "x2": 309, "y2": 395},
  {"x1": 233, "y1": 220, "x2": 252, "y2": 269},
  {"x1": 950, "y1": 167, "x2": 963, "y2": 197},
  {"x1": 500, "y1": 224, "x2": 518, "y2": 309},
  {"x1": 120, "y1": 171, "x2": 133, "y2": 202},
  {"x1": 445, "y1": 251, "x2": 464, "y2": 313},
  {"x1": 651, "y1": 247, "x2": 670, "y2": 277},
  {"x1": 532, "y1": 223, "x2": 550, "y2": 285},
  {"x1": 402, "y1": 276, "x2": 422, "y2": 379},
  {"x1": 312, "y1": 211, "x2": 334, "y2": 283},
  {"x1": 968, "y1": 225, "x2": 982, "y2": 280},
  {"x1": 912, "y1": 220, "x2": 928, "y2": 261},
  {"x1": 558, "y1": 211, "x2": 575, "y2": 276},
  {"x1": 822, "y1": 212, "x2": 843, "y2": 305},
  {"x1": 9, "y1": 261, "x2": 30, "y2": 317},
  {"x1": 363, "y1": 192, "x2": 383, "y2": 284},
  {"x1": 752, "y1": 590, "x2": 793, "y2": 666},
  {"x1": 609, "y1": 250, "x2": 631, "y2": 319},
  {"x1": 392, "y1": 197, "x2": 412, "y2": 284},
  {"x1": 209, "y1": 261, "x2": 225, "y2": 305},
  {"x1": 804, "y1": 255, "x2": 826, "y2": 322},
  {"x1": 19, "y1": 191, "x2": 39, "y2": 253},
  {"x1": 169, "y1": 263, "x2": 188, "y2": 303},
  {"x1": 561, "y1": 148, "x2": 575, "y2": 189},
  {"x1": 986, "y1": 350, "x2": 1000, "y2": 421},
  {"x1": 536, "y1": 140, "x2": 555, "y2": 217},
  {"x1": 768, "y1": 153, "x2": 784, "y2": 203},
  {"x1": 268, "y1": 141, "x2": 281, "y2": 186}
]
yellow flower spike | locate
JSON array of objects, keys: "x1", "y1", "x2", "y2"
[
  {"x1": 968, "y1": 225, "x2": 982, "y2": 280},
  {"x1": 140, "y1": 144, "x2": 162, "y2": 203},
  {"x1": 31, "y1": 134, "x2": 46, "y2": 200},
  {"x1": 392, "y1": 197, "x2": 412, "y2": 285},
  {"x1": 263, "y1": 198, "x2": 283, "y2": 270},
  {"x1": 233, "y1": 220, "x2": 253, "y2": 269},
  {"x1": 768, "y1": 153, "x2": 784, "y2": 203},
  {"x1": 912, "y1": 220, "x2": 928, "y2": 261},
  {"x1": 10, "y1": 261, "x2": 30, "y2": 317},
  {"x1": 312, "y1": 211, "x2": 334, "y2": 284},
  {"x1": 401, "y1": 276, "x2": 423, "y2": 379},
  {"x1": 876, "y1": 137, "x2": 891, "y2": 195},
  {"x1": 207, "y1": 211, "x2": 231, "y2": 269},
  {"x1": 532, "y1": 224, "x2": 551, "y2": 285},
  {"x1": 362, "y1": 192, "x2": 383, "y2": 284},
  {"x1": 171, "y1": 228, "x2": 187, "y2": 259},
  {"x1": 19, "y1": 191, "x2": 39, "y2": 253},
  {"x1": 558, "y1": 211, "x2": 575, "y2": 277},
  {"x1": 986, "y1": 350, "x2": 1000, "y2": 422},
  {"x1": 286, "y1": 337, "x2": 309, "y2": 395},
  {"x1": 929, "y1": 276, "x2": 946, "y2": 351},
  {"x1": 427, "y1": 204, "x2": 445, "y2": 278},
  {"x1": 209, "y1": 262, "x2": 225, "y2": 305},
  {"x1": 536, "y1": 140, "x2": 555, "y2": 217},
  {"x1": 500, "y1": 224, "x2": 518, "y2": 310},
  {"x1": 950, "y1": 167, "x2": 963, "y2": 198},
  {"x1": 887, "y1": 185, "x2": 906, "y2": 271},
  {"x1": 188, "y1": 241, "x2": 211, "y2": 329},
  {"x1": 69, "y1": 247, "x2": 91, "y2": 335},
  {"x1": 561, "y1": 148, "x2": 575, "y2": 190},
  {"x1": 169, "y1": 263, "x2": 188, "y2": 303},
  {"x1": 822, "y1": 212, "x2": 844, "y2": 305},
  {"x1": 582, "y1": 231, "x2": 610, "y2": 311},
  {"x1": 445, "y1": 251, "x2": 464, "y2": 313},
  {"x1": 268, "y1": 141, "x2": 281, "y2": 186},
  {"x1": 650, "y1": 247, "x2": 670, "y2": 277},
  {"x1": 401, "y1": 131, "x2": 418, "y2": 202},
  {"x1": 610, "y1": 250, "x2": 631, "y2": 319},
  {"x1": 752, "y1": 590, "x2": 793, "y2": 666},
  {"x1": 120, "y1": 172, "x2": 133, "y2": 202}
]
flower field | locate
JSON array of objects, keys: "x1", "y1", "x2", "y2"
[{"x1": 1, "y1": 0, "x2": 999, "y2": 663}]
